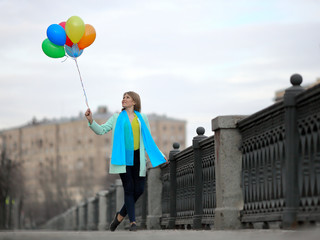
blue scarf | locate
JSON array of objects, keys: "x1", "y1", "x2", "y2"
[{"x1": 111, "y1": 110, "x2": 166, "y2": 167}]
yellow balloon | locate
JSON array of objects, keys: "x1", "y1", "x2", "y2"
[{"x1": 65, "y1": 16, "x2": 85, "y2": 44}]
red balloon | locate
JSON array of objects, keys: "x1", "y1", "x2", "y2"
[{"x1": 59, "y1": 21, "x2": 73, "y2": 47}]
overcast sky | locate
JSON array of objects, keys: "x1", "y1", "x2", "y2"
[{"x1": 1, "y1": 0, "x2": 320, "y2": 145}]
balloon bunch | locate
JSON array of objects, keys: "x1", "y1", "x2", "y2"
[
  {"x1": 42, "y1": 16, "x2": 96, "y2": 58},
  {"x1": 42, "y1": 16, "x2": 96, "y2": 108}
]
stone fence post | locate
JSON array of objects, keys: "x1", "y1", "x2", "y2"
[
  {"x1": 98, "y1": 190, "x2": 109, "y2": 231},
  {"x1": 13, "y1": 197, "x2": 22, "y2": 230},
  {"x1": 78, "y1": 201, "x2": 88, "y2": 230},
  {"x1": 87, "y1": 196, "x2": 99, "y2": 230},
  {"x1": 65, "y1": 209, "x2": 73, "y2": 230},
  {"x1": 115, "y1": 179, "x2": 125, "y2": 229},
  {"x1": 140, "y1": 184, "x2": 147, "y2": 229},
  {"x1": 107, "y1": 185, "x2": 116, "y2": 228},
  {"x1": 147, "y1": 162, "x2": 162, "y2": 229},
  {"x1": 57, "y1": 213, "x2": 64, "y2": 230},
  {"x1": 71, "y1": 206, "x2": 78, "y2": 230},
  {"x1": 212, "y1": 115, "x2": 247, "y2": 229}
]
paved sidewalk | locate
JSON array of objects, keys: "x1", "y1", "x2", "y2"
[{"x1": 0, "y1": 229, "x2": 319, "y2": 240}]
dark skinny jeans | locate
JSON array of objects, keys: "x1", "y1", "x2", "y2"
[{"x1": 119, "y1": 149, "x2": 146, "y2": 222}]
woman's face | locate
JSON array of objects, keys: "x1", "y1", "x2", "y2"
[{"x1": 122, "y1": 94, "x2": 135, "y2": 109}]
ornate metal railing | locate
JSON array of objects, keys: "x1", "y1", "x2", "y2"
[
  {"x1": 160, "y1": 162, "x2": 170, "y2": 227},
  {"x1": 238, "y1": 101, "x2": 286, "y2": 224},
  {"x1": 296, "y1": 83, "x2": 320, "y2": 222},
  {"x1": 175, "y1": 147, "x2": 194, "y2": 227},
  {"x1": 238, "y1": 75, "x2": 320, "y2": 227},
  {"x1": 200, "y1": 136, "x2": 216, "y2": 226},
  {"x1": 161, "y1": 129, "x2": 215, "y2": 229}
]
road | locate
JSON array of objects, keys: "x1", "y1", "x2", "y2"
[{"x1": 0, "y1": 229, "x2": 319, "y2": 240}]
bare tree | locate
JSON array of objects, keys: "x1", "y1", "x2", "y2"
[
  {"x1": 35, "y1": 157, "x2": 75, "y2": 226},
  {"x1": 0, "y1": 144, "x2": 24, "y2": 229}
]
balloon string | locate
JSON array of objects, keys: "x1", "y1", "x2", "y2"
[
  {"x1": 61, "y1": 55, "x2": 68, "y2": 63},
  {"x1": 74, "y1": 58, "x2": 89, "y2": 108}
]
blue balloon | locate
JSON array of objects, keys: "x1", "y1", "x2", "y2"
[
  {"x1": 47, "y1": 24, "x2": 66, "y2": 46},
  {"x1": 64, "y1": 44, "x2": 83, "y2": 58}
]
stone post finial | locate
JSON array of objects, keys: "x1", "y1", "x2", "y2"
[
  {"x1": 290, "y1": 73, "x2": 302, "y2": 86},
  {"x1": 173, "y1": 142, "x2": 180, "y2": 149},
  {"x1": 196, "y1": 127, "x2": 205, "y2": 136}
]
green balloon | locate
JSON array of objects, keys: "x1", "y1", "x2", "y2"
[{"x1": 42, "y1": 38, "x2": 65, "y2": 58}]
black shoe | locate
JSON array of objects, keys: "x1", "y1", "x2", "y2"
[
  {"x1": 129, "y1": 223, "x2": 137, "y2": 231},
  {"x1": 110, "y1": 212, "x2": 121, "y2": 232}
]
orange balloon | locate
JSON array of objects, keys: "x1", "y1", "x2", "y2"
[{"x1": 78, "y1": 24, "x2": 96, "y2": 49}]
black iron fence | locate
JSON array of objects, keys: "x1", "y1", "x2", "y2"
[
  {"x1": 238, "y1": 74, "x2": 320, "y2": 228},
  {"x1": 238, "y1": 99, "x2": 286, "y2": 226},
  {"x1": 160, "y1": 158, "x2": 171, "y2": 227},
  {"x1": 175, "y1": 146, "x2": 194, "y2": 228},
  {"x1": 295, "y1": 79, "x2": 320, "y2": 223},
  {"x1": 200, "y1": 136, "x2": 216, "y2": 226},
  {"x1": 161, "y1": 129, "x2": 215, "y2": 229}
]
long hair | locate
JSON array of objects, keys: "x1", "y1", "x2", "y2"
[{"x1": 122, "y1": 91, "x2": 141, "y2": 112}]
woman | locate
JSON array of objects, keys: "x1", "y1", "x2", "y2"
[{"x1": 85, "y1": 91, "x2": 167, "y2": 231}]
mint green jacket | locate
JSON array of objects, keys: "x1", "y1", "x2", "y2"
[{"x1": 88, "y1": 113, "x2": 151, "y2": 177}]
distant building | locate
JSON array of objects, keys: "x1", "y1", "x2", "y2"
[
  {"x1": 274, "y1": 78, "x2": 320, "y2": 102},
  {"x1": 0, "y1": 106, "x2": 186, "y2": 209}
]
